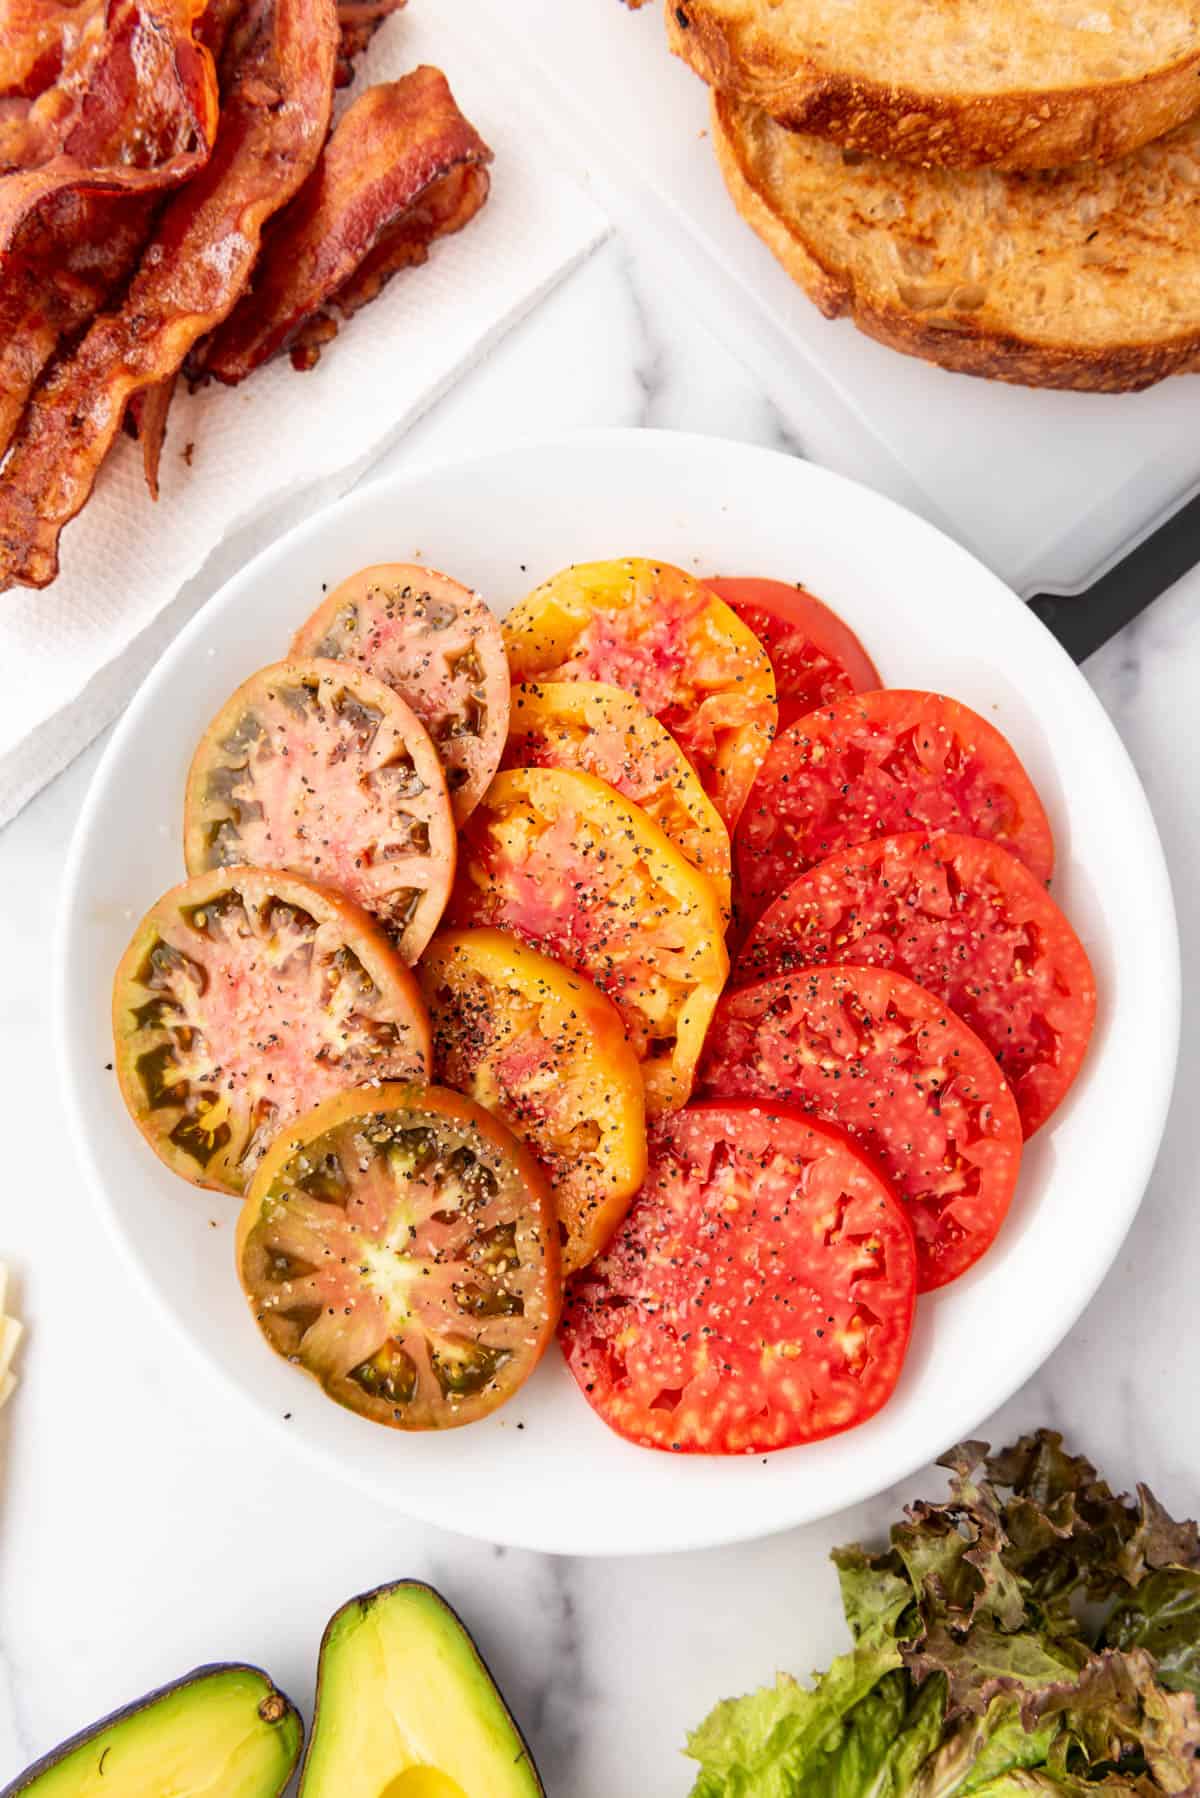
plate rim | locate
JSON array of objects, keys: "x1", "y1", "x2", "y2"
[{"x1": 54, "y1": 425, "x2": 1182, "y2": 1556}]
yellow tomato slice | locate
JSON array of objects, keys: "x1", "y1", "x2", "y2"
[
  {"x1": 418, "y1": 928, "x2": 647, "y2": 1273},
  {"x1": 448, "y1": 768, "x2": 729, "y2": 1115},
  {"x1": 503, "y1": 680, "x2": 732, "y2": 919},
  {"x1": 503, "y1": 558, "x2": 776, "y2": 832}
]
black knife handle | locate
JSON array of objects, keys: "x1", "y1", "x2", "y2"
[{"x1": 1028, "y1": 486, "x2": 1200, "y2": 664}]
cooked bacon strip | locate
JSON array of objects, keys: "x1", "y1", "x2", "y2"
[
  {"x1": 199, "y1": 66, "x2": 491, "y2": 384},
  {"x1": 283, "y1": 154, "x2": 488, "y2": 370},
  {"x1": 113, "y1": 0, "x2": 241, "y2": 500},
  {"x1": 0, "y1": 0, "x2": 215, "y2": 206},
  {"x1": 326, "y1": 146, "x2": 488, "y2": 315},
  {"x1": 0, "y1": 0, "x2": 100, "y2": 101},
  {"x1": 0, "y1": 188, "x2": 157, "y2": 456},
  {"x1": 197, "y1": 0, "x2": 250, "y2": 63},
  {"x1": 0, "y1": 0, "x2": 218, "y2": 457},
  {"x1": 127, "y1": 372, "x2": 178, "y2": 498},
  {"x1": 0, "y1": 0, "x2": 338, "y2": 590},
  {"x1": 334, "y1": 0, "x2": 403, "y2": 87}
]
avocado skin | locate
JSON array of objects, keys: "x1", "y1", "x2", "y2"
[
  {"x1": 1, "y1": 1663, "x2": 302, "y2": 1797},
  {"x1": 299, "y1": 1580, "x2": 546, "y2": 1798}
]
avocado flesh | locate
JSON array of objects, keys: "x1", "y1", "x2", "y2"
[
  {"x1": 299, "y1": 1583, "x2": 543, "y2": 1798},
  {"x1": 4, "y1": 1664, "x2": 302, "y2": 1798}
]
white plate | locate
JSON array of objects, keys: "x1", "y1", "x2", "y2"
[{"x1": 57, "y1": 429, "x2": 1180, "y2": 1557}]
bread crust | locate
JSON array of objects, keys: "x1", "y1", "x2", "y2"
[
  {"x1": 674, "y1": 1, "x2": 1200, "y2": 170},
  {"x1": 711, "y1": 91, "x2": 1200, "y2": 392}
]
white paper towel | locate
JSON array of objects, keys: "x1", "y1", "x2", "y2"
[{"x1": 0, "y1": 1, "x2": 609, "y2": 826}]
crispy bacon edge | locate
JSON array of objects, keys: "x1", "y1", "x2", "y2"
[
  {"x1": 0, "y1": 0, "x2": 338, "y2": 589},
  {"x1": 0, "y1": 0, "x2": 220, "y2": 459},
  {"x1": 0, "y1": 0, "x2": 217, "y2": 221},
  {"x1": 197, "y1": 64, "x2": 492, "y2": 386},
  {"x1": 0, "y1": 190, "x2": 159, "y2": 459},
  {"x1": 334, "y1": 0, "x2": 404, "y2": 87},
  {"x1": 0, "y1": 0, "x2": 105, "y2": 102}
]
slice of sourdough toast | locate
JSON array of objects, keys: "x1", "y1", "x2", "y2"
[
  {"x1": 712, "y1": 89, "x2": 1200, "y2": 391},
  {"x1": 671, "y1": 0, "x2": 1200, "y2": 169}
]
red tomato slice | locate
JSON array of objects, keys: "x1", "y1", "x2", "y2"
[
  {"x1": 698, "y1": 965, "x2": 1023, "y2": 1291},
  {"x1": 734, "y1": 690, "x2": 1055, "y2": 930},
  {"x1": 560, "y1": 1102, "x2": 916, "y2": 1454},
  {"x1": 290, "y1": 563, "x2": 510, "y2": 825},
  {"x1": 736, "y1": 831, "x2": 1096, "y2": 1136},
  {"x1": 705, "y1": 576, "x2": 881, "y2": 730}
]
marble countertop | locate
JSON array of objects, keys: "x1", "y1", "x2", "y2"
[{"x1": 1, "y1": 236, "x2": 1198, "y2": 1797}]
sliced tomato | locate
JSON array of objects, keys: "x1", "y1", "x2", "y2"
[
  {"x1": 417, "y1": 928, "x2": 647, "y2": 1273},
  {"x1": 736, "y1": 831, "x2": 1096, "y2": 1136},
  {"x1": 734, "y1": 689, "x2": 1055, "y2": 929},
  {"x1": 705, "y1": 575, "x2": 881, "y2": 730},
  {"x1": 184, "y1": 658, "x2": 456, "y2": 963},
  {"x1": 291, "y1": 563, "x2": 510, "y2": 824},
  {"x1": 112, "y1": 869, "x2": 431, "y2": 1195},
  {"x1": 447, "y1": 767, "x2": 729, "y2": 1116},
  {"x1": 237, "y1": 1085, "x2": 559, "y2": 1430},
  {"x1": 503, "y1": 679, "x2": 732, "y2": 917},
  {"x1": 502, "y1": 558, "x2": 776, "y2": 832},
  {"x1": 560, "y1": 1102, "x2": 916, "y2": 1454},
  {"x1": 698, "y1": 965, "x2": 1023, "y2": 1291}
]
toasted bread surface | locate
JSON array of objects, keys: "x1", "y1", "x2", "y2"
[
  {"x1": 712, "y1": 90, "x2": 1200, "y2": 391},
  {"x1": 672, "y1": 0, "x2": 1200, "y2": 168}
]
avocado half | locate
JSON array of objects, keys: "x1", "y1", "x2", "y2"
[
  {"x1": 299, "y1": 1581, "x2": 545, "y2": 1798},
  {"x1": 1, "y1": 1663, "x2": 302, "y2": 1797}
]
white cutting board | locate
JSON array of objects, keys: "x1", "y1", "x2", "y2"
[{"x1": 474, "y1": 0, "x2": 1200, "y2": 597}]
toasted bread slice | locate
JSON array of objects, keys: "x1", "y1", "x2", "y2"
[
  {"x1": 671, "y1": 0, "x2": 1200, "y2": 169},
  {"x1": 712, "y1": 90, "x2": 1200, "y2": 391}
]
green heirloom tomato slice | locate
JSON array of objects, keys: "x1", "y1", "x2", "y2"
[
  {"x1": 698, "y1": 964, "x2": 1023, "y2": 1291},
  {"x1": 237, "y1": 1085, "x2": 560, "y2": 1430},
  {"x1": 291, "y1": 563, "x2": 510, "y2": 824},
  {"x1": 734, "y1": 689, "x2": 1055, "y2": 930},
  {"x1": 736, "y1": 831, "x2": 1097, "y2": 1136},
  {"x1": 560, "y1": 1102, "x2": 917, "y2": 1455},
  {"x1": 184, "y1": 658, "x2": 456, "y2": 963},
  {"x1": 113, "y1": 868, "x2": 431, "y2": 1195}
]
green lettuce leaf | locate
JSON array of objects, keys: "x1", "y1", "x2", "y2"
[
  {"x1": 685, "y1": 1433, "x2": 1200, "y2": 1798},
  {"x1": 1023, "y1": 1647, "x2": 1200, "y2": 1793},
  {"x1": 833, "y1": 1547, "x2": 917, "y2": 1643},
  {"x1": 1105, "y1": 1572, "x2": 1200, "y2": 1699},
  {"x1": 908, "y1": 1623, "x2": 1086, "y2": 1718},
  {"x1": 909, "y1": 1696, "x2": 1059, "y2": 1798},
  {"x1": 686, "y1": 1634, "x2": 906, "y2": 1798}
]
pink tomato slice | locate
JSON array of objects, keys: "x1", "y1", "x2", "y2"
[
  {"x1": 184, "y1": 658, "x2": 456, "y2": 963},
  {"x1": 112, "y1": 867, "x2": 431, "y2": 1194}
]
